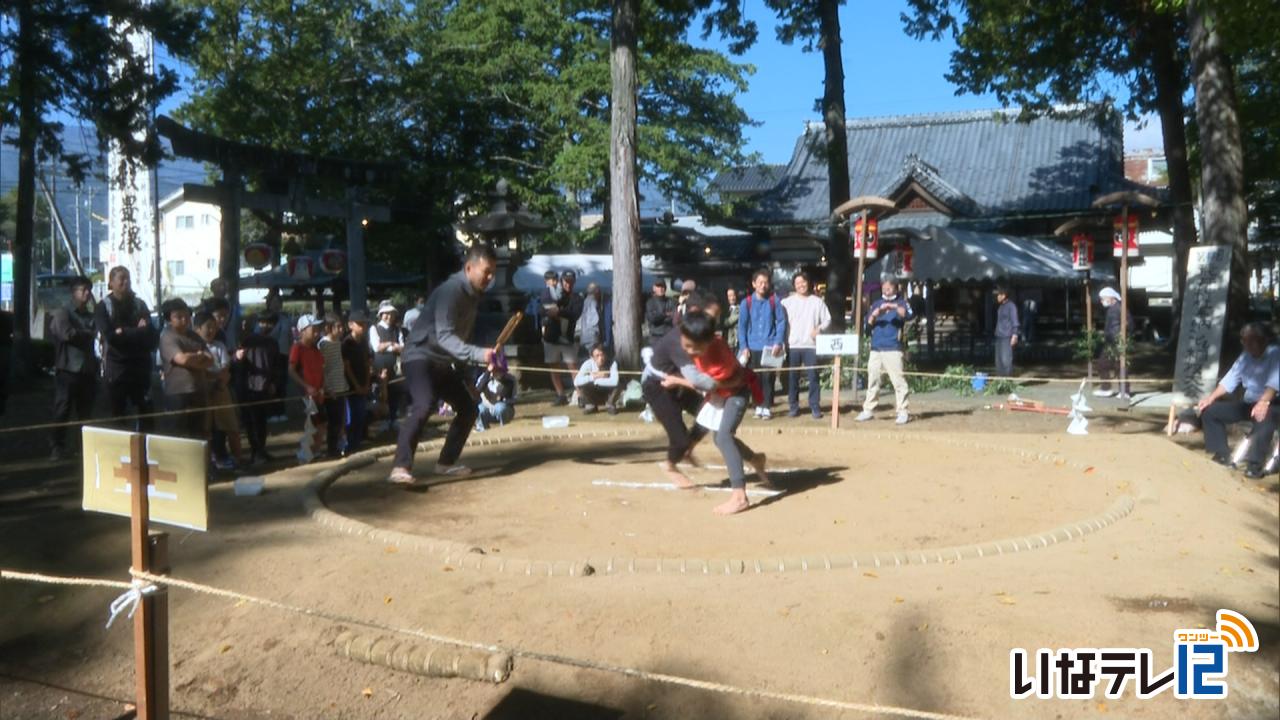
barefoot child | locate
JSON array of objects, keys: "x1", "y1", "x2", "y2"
[{"x1": 664, "y1": 309, "x2": 768, "y2": 515}]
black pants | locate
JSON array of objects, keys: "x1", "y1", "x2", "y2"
[
  {"x1": 1202, "y1": 399, "x2": 1279, "y2": 467},
  {"x1": 107, "y1": 370, "x2": 153, "y2": 433},
  {"x1": 324, "y1": 396, "x2": 347, "y2": 455},
  {"x1": 51, "y1": 370, "x2": 97, "y2": 450},
  {"x1": 393, "y1": 359, "x2": 477, "y2": 469},
  {"x1": 243, "y1": 389, "x2": 270, "y2": 456},
  {"x1": 346, "y1": 395, "x2": 369, "y2": 453},
  {"x1": 746, "y1": 349, "x2": 777, "y2": 407},
  {"x1": 579, "y1": 384, "x2": 621, "y2": 408},
  {"x1": 272, "y1": 353, "x2": 289, "y2": 417},
  {"x1": 641, "y1": 378, "x2": 707, "y2": 464},
  {"x1": 1095, "y1": 341, "x2": 1128, "y2": 394},
  {"x1": 166, "y1": 392, "x2": 207, "y2": 440}
]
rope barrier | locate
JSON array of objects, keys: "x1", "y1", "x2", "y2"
[
  {"x1": 0, "y1": 567, "x2": 985, "y2": 720},
  {"x1": 0, "y1": 358, "x2": 1178, "y2": 436}
]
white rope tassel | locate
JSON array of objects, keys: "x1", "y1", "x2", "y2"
[{"x1": 105, "y1": 580, "x2": 157, "y2": 629}]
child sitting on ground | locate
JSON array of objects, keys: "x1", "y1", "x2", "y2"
[
  {"x1": 475, "y1": 355, "x2": 516, "y2": 431},
  {"x1": 288, "y1": 314, "x2": 327, "y2": 462},
  {"x1": 573, "y1": 343, "x2": 621, "y2": 414},
  {"x1": 662, "y1": 310, "x2": 768, "y2": 515}
]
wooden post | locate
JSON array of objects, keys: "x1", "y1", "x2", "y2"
[
  {"x1": 852, "y1": 210, "x2": 868, "y2": 405},
  {"x1": 1084, "y1": 272, "x2": 1093, "y2": 382},
  {"x1": 1119, "y1": 206, "x2": 1130, "y2": 397},
  {"x1": 128, "y1": 434, "x2": 169, "y2": 720},
  {"x1": 830, "y1": 355, "x2": 841, "y2": 428}
]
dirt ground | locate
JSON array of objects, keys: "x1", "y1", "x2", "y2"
[{"x1": 1, "y1": 381, "x2": 1277, "y2": 720}]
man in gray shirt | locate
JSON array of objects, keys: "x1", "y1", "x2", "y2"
[
  {"x1": 389, "y1": 244, "x2": 498, "y2": 483},
  {"x1": 49, "y1": 276, "x2": 99, "y2": 459}
]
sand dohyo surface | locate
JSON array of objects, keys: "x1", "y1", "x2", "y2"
[
  {"x1": 3, "y1": 417, "x2": 1276, "y2": 720},
  {"x1": 325, "y1": 429, "x2": 1126, "y2": 563}
]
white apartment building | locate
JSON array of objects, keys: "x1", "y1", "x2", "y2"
[{"x1": 99, "y1": 191, "x2": 226, "y2": 305}]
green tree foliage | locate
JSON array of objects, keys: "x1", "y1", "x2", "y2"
[
  {"x1": 0, "y1": 0, "x2": 194, "y2": 373},
  {"x1": 173, "y1": 0, "x2": 757, "y2": 265}
]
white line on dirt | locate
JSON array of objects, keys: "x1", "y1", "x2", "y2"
[{"x1": 591, "y1": 479, "x2": 783, "y2": 498}]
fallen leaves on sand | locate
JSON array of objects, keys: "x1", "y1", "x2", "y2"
[
  {"x1": 442, "y1": 566, "x2": 455, "y2": 572},
  {"x1": 1096, "y1": 701, "x2": 1108, "y2": 713},
  {"x1": 219, "y1": 644, "x2": 232, "y2": 654},
  {"x1": 1236, "y1": 539, "x2": 1256, "y2": 552},
  {"x1": 384, "y1": 546, "x2": 398, "y2": 554},
  {"x1": 384, "y1": 596, "x2": 393, "y2": 605},
  {"x1": 361, "y1": 687, "x2": 373, "y2": 699},
  {"x1": 862, "y1": 571, "x2": 878, "y2": 579},
  {"x1": 893, "y1": 597, "x2": 905, "y2": 604},
  {"x1": 994, "y1": 591, "x2": 1017, "y2": 605},
  {"x1": 1084, "y1": 466, "x2": 1095, "y2": 474}
]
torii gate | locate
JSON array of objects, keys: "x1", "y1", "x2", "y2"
[{"x1": 155, "y1": 116, "x2": 397, "y2": 323}]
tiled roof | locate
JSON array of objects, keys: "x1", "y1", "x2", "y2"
[
  {"x1": 748, "y1": 107, "x2": 1125, "y2": 225},
  {"x1": 709, "y1": 164, "x2": 788, "y2": 194}
]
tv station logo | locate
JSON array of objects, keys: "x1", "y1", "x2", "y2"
[{"x1": 1010, "y1": 609, "x2": 1260, "y2": 700}]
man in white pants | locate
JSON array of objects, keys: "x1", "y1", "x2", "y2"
[{"x1": 857, "y1": 279, "x2": 914, "y2": 424}]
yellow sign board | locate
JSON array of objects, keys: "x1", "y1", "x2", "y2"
[{"x1": 81, "y1": 426, "x2": 209, "y2": 531}]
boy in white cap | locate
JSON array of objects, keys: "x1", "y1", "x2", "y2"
[{"x1": 289, "y1": 314, "x2": 328, "y2": 460}]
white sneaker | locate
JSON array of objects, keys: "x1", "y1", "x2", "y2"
[
  {"x1": 754, "y1": 407, "x2": 763, "y2": 419},
  {"x1": 759, "y1": 407, "x2": 772, "y2": 420},
  {"x1": 895, "y1": 412, "x2": 910, "y2": 425},
  {"x1": 1092, "y1": 389, "x2": 1116, "y2": 398},
  {"x1": 855, "y1": 410, "x2": 874, "y2": 422}
]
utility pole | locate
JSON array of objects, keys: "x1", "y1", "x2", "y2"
[
  {"x1": 49, "y1": 168, "x2": 57, "y2": 273},
  {"x1": 76, "y1": 188, "x2": 82, "y2": 263}
]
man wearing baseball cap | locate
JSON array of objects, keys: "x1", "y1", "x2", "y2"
[{"x1": 389, "y1": 244, "x2": 498, "y2": 483}]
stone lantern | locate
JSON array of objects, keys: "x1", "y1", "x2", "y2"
[{"x1": 456, "y1": 179, "x2": 551, "y2": 314}]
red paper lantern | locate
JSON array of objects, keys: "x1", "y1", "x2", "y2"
[
  {"x1": 1072, "y1": 234, "x2": 1094, "y2": 271},
  {"x1": 900, "y1": 242, "x2": 914, "y2": 278},
  {"x1": 287, "y1": 256, "x2": 315, "y2": 281},
  {"x1": 853, "y1": 217, "x2": 879, "y2": 260},
  {"x1": 243, "y1": 243, "x2": 272, "y2": 270},
  {"x1": 320, "y1": 249, "x2": 346, "y2": 274},
  {"x1": 1112, "y1": 215, "x2": 1139, "y2": 258}
]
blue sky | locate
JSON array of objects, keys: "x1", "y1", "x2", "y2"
[
  {"x1": 701, "y1": 0, "x2": 1163, "y2": 164},
  {"x1": 155, "y1": 0, "x2": 1164, "y2": 166}
]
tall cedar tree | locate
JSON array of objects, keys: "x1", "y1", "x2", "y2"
[
  {"x1": 1, "y1": 1, "x2": 192, "y2": 376},
  {"x1": 764, "y1": 0, "x2": 850, "y2": 330}
]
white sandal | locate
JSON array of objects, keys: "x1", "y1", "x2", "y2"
[{"x1": 387, "y1": 467, "x2": 417, "y2": 485}]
